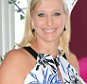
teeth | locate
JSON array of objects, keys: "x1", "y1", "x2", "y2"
[{"x1": 44, "y1": 29, "x2": 55, "y2": 33}]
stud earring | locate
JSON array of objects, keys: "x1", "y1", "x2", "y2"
[
  {"x1": 64, "y1": 27, "x2": 66, "y2": 31},
  {"x1": 32, "y1": 28, "x2": 35, "y2": 32}
]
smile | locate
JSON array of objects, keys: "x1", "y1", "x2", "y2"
[{"x1": 43, "y1": 28, "x2": 56, "y2": 33}]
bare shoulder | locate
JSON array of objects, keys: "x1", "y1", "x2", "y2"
[
  {"x1": 66, "y1": 51, "x2": 79, "y2": 73},
  {"x1": 0, "y1": 48, "x2": 36, "y2": 84}
]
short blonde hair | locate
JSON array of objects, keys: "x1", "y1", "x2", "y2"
[{"x1": 19, "y1": 0, "x2": 71, "y2": 54}]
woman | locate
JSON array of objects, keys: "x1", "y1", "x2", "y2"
[{"x1": 0, "y1": 0, "x2": 85, "y2": 83}]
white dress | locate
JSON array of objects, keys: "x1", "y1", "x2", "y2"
[{"x1": 23, "y1": 47, "x2": 85, "y2": 84}]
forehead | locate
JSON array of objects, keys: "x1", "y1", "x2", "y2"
[{"x1": 35, "y1": 0, "x2": 64, "y2": 12}]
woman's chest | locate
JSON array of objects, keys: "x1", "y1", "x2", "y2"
[{"x1": 24, "y1": 56, "x2": 79, "y2": 84}]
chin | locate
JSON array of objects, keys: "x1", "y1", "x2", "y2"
[{"x1": 44, "y1": 38, "x2": 58, "y2": 42}]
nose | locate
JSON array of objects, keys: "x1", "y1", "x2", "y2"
[{"x1": 46, "y1": 16, "x2": 54, "y2": 27}]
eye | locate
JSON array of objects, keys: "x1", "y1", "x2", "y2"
[
  {"x1": 53, "y1": 12, "x2": 61, "y2": 16},
  {"x1": 37, "y1": 13, "x2": 45, "y2": 17}
]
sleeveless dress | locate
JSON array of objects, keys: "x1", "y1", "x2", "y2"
[{"x1": 23, "y1": 46, "x2": 85, "y2": 84}]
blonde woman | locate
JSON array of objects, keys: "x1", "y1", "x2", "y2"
[{"x1": 0, "y1": 0, "x2": 85, "y2": 83}]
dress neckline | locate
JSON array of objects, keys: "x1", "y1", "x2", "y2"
[{"x1": 23, "y1": 46, "x2": 67, "y2": 60}]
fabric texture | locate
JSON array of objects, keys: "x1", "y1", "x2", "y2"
[{"x1": 23, "y1": 47, "x2": 85, "y2": 84}]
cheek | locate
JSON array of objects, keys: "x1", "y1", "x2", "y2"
[
  {"x1": 55, "y1": 18, "x2": 65, "y2": 35},
  {"x1": 56, "y1": 18, "x2": 65, "y2": 28},
  {"x1": 34, "y1": 19, "x2": 44, "y2": 29}
]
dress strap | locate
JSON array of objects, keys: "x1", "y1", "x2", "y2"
[
  {"x1": 23, "y1": 46, "x2": 67, "y2": 61},
  {"x1": 63, "y1": 53, "x2": 67, "y2": 60},
  {"x1": 23, "y1": 46, "x2": 38, "y2": 60}
]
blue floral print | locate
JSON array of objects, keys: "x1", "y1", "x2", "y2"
[
  {"x1": 29, "y1": 68, "x2": 61, "y2": 84},
  {"x1": 24, "y1": 54, "x2": 84, "y2": 84}
]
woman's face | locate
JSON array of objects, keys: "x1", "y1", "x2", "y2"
[{"x1": 32, "y1": 0, "x2": 67, "y2": 42}]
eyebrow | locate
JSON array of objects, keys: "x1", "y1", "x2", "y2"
[{"x1": 36, "y1": 10, "x2": 63, "y2": 14}]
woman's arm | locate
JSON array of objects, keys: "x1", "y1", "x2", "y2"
[{"x1": 0, "y1": 49, "x2": 27, "y2": 84}]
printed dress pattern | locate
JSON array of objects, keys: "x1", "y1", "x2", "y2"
[{"x1": 24, "y1": 54, "x2": 85, "y2": 84}]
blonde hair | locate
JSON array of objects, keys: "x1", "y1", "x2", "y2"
[{"x1": 19, "y1": 0, "x2": 71, "y2": 54}]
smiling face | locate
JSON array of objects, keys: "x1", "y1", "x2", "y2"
[{"x1": 31, "y1": 0, "x2": 68, "y2": 43}]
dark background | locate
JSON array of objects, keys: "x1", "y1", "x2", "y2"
[{"x1": 69, "y1": 0, "x2": 87, "y2": 59}]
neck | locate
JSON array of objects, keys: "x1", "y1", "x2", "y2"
[{"x1": 32, "y1": 39, "x2": 59, "y2": 58}]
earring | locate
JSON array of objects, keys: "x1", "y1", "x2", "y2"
[
  {"x1": 32, "y1": 28, "x2": 35, "y2": 32},
  {"x1": 64, "y1": 27, "x2": 66, "y2": 31}
]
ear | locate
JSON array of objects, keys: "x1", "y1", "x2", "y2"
[
  {"x1": 64, "y1": 14, "x2": 69, "y2": 25},
  {"x1": 65, "y1": 14, "x2": 70, "y2": 27},
  {"x1": 31, "y1": 19, "x2": 35, "y2": 28}
]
